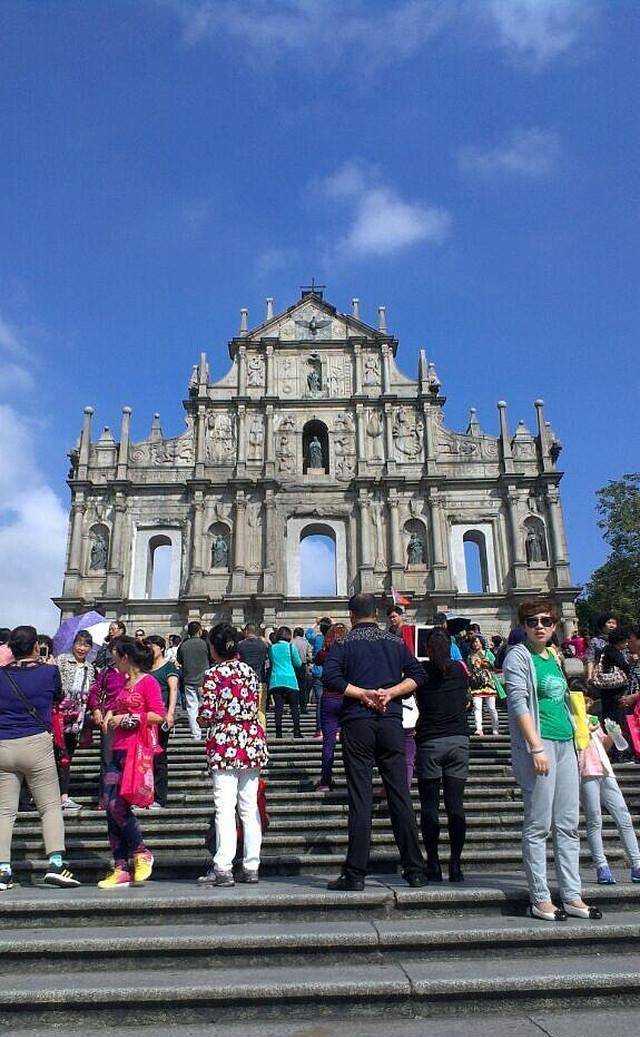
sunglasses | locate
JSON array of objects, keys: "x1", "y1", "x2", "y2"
[{"x1": 524, "y1": 616, "x2": 555, "y2": 629}]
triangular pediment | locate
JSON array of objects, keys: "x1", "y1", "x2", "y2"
[{"x1": 244, "y1": 293, "x2": 383, "y2": 345}]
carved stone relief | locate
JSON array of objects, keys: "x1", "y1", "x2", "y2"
[
  {"x1": 333, "y1": 412, "x2": 356, "y2": 480},
  {"x1": 363, "y1": 354, "x2": 381, "y2": 387},
  {"x1": 365, "y1": 409, "x2": 385, "y2": 461},
  {"x1": 206, "y1": 412, "x2": 236, "y2": 463},
  {"x1": 246, "y1": 500, "x2": 262, "y2": 570},
  {"x1": 370, "y1": 501, "x2": 387, "y2": 569},
  {"x1": 392, "y1": 406, "x2": 423, "y2": 460},
  {"x1": 246, "y1": 354, "x2": 265, "y2": 388},
  {"x1": 247, "y1": 414, "x2": 265, "y2": 461}
]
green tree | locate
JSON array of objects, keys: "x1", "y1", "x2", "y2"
[{"x1": 577, "y1": 473, "x2": 640, "y2": 630}]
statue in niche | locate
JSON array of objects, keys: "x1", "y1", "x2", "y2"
[
  {"x1": 211, "y1": 533, "x2": 229, "y2": 569},
  {"x1": 308, "y1": 436, "x2": 324, "y2": 469},
  {"x1": 307, "y1": 367, "x2": 321, "y2": 394},
  {"x1": 363, "y1": 354, "x2": 380, "y2": 386},
  {"x1": 366, "y1": 410, "x2": 384, "y2": 461},
  {"x1": 525, "y1": 525, "x2": 547, "y2": 564},
  {"x1": 247, "y1": 355, "x2": 265, "y2": 388},
  {"x1": 248, "y1": 415, "x2": 264, "y2": 460},
  {"x1": 407, "y1": 532, "x2": 425, "y2": 566},
  {"x1": 89, "y1": 531, "x2": 108, "y2": 570}
]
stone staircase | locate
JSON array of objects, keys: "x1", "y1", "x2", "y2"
[{"x1": 4, "y1": 709, "x2": 640, "y2": 1033}]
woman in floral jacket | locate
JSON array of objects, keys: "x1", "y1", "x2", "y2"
[
  {"x1": 55, "y1": 630, "x2": 95, "y2": 813},
  {"x1": 197, "y1": 622, "x2": 268, "y2": 886}
]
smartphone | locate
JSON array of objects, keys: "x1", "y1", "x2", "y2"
[{"x1": 39, "y1": 645, "x2": 49, "y2": 659}]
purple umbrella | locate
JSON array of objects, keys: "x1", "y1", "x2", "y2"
[{"x1": 53, "y1": 611, "x2": 108, "y2": 660}]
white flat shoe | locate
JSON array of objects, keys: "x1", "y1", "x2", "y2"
[
  {"x1": 563, "y1": 903, "x2": 602, "y2": 920},
  {"x1": 529, "y1": 904, "x2": 567, "y2": 921}
]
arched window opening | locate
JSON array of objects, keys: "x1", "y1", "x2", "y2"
[
  {"x1": 147, "y1": 534, "x2": 172, "y2": 599},
  {"x1": 300, "y1": 523, "x2": 336, "y2": 596},
  {"x1": 302, "y1": 420, "x2": 329, "y2": 474},
  {"x1": 463, "y1": 531, "x2": 489, "y2": 594}
]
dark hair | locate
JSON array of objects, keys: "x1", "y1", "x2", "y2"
[
  {"x1": 517, "y1": 597, "x2": 558, "y2": 624},
  {"x1": 426, "y1": 628, "x2": 454, "y2": 675},
  {"x1": 609, "y1": 628, "x2": 628, "y2": 646},
  {"x1": 245, "y1": 624, "x2": 257, "y2": 636},
  {"x1": 293, "y1": 627, "x2": 304, "y2": 637},
  {"x1": 209, "y1": 622, "x2": 240, "y2": 660},
  {"x1": 628, "y1": 626, "x2": 640, "y2": 640},
  {"x1": 168, "y1": 634, "x2": 182, "y2": 647},
  {"x1": 469, "y1": 623, "x2": 481, "y2": 633},
  {"x1": 387, "y1": 605, "x2": 403, "y2": 617},
  {"x1": 146, "y1": 634, "x2": 166, "y2": 653},
  {"x1": 0, "y1": 628, "x2": 11, "y2": 645},
  {"x1": 8, "y1": 625, "x2": 39, "y2": 660},
  {"x1": 38, "y1": 634, "x2": 54, "y2": 651},
  {"x1": 324, "y1": 622, "x2": 347, "y2": 650},
  {"x1": 348, "y1": 593, "x2": 377, "y2": 620},
  {"x1": 593, "y1": 613, "x2": 614, "y2": 630},
  {"x1": 490, "y1": 635, "x2": 503, "y2": 648},
  {"x1": 319, "y1": 617, "x2": 332, "y2": 635},
  {"x1": 187, "y1": 621, "x2": 202, "y2": 638},
  {"x1": 269, "y1": 632, "x2": 277, "y2": 644},
  {"x1": 276, "y1": 625, "x2": 292, "y2": 642},
  {"x1": 113, "y1": 635, "x2": 153, "y2": 672},
  {"x1": 73, "y1": 629, "x2": 93, "y2": 647},
  {"x1": 433, "y1": 612, "x2": 448, "y2": 627},
  {"x1": 508, "y1": 625, "x2": 527, "y2": 646},
  {"x1": 110, "y1": 620, "x2": 126, "y2": 635}
]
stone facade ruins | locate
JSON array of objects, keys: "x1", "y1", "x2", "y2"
[{"x1": 55, "y1": 288, "x2": 579, "y2": 635}]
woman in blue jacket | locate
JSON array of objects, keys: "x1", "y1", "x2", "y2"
[{"x1": 268, "y1": 627, "x2": 303, "y2": 739}]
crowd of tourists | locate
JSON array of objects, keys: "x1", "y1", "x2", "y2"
[{"x1": 0, "y1": 599, "x2": 639, "y2": 920}]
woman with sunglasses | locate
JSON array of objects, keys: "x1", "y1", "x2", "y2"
[{"x1": 503, "y1": 598, "x2": 601, "y2": 922}]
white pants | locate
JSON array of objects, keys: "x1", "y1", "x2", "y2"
[
  {"x1": 184, "y1": 683, "x2": 202, "y2": 741},
  {"x1": 212, "y1": 768, "x2": 262, "y2": 873},
  {"x1": 473, "y1": 695, "x2": 499, "y2": 734}
]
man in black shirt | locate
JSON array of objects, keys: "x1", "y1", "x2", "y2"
[
  {"x1": 322, "y1": 593, "x2": 427, "y2": 890},
  {"x1": 237, "y1": 625, "x2": 268, "y2": 682}
]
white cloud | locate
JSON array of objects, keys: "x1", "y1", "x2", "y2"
[
  {"x1": 485, "y1": 0, "x2": 599, "y2": 67},
  {"x1": 0, "y1": 405, "x2": 68, "y2": 634},
  {"x1": 0, "y1": 312, "x2": 34, "y2": 392},
  {"x1": 300, "y1": 535, "x2": 337, "y2": 596},
  {"x1": 319, "y1": 162, "x2": 451, "y2": 258},
  {"x1": 165, "y1": 0, "x2": 599, "y2": 70},
  {"x1": 458, "y1": 127, "x2": 561, "y2": 178}
]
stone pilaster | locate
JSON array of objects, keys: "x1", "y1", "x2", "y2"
[
  {"x1": 62, "y1": 492, "x2": 86, "y2": 596},
  {"x1": 266, "y1": 345, "x2": 275, "y2": 396},
  {"x1": 263, "y1": 489, "x2": 276, "y2": 592},
  {"x1": 77, "y1": 406, "x2": 94, "y2": 480},
  {"x1": 236, "y1": 404, "x2": 246, "y2": 471},
  {"x1": 116, "y1": 407, "x2": 132, "y2": 481},
  {"x1": 265, "y1": 405, "x2": 275, "y2": 478},
  {"x1": 545, "y1": 483, "x2": 571, "y2": 587},
  {"x1": 387, "y1": 492, "x2": 404, "y2": 580},
  {"x1": 427, "y1": 489, "x2": 449, "y2": 590},
  {"x1": 238, "y1": 344, "x2": 247, "y2": 395},
  {"x1": 352, "y1": 342, "x2": 363, "y2": 394},
  {"x1": 195, "y1": 404, "x2": 206, "y2": 479},
  {"x1": 357, "y1": 490, "x2": 373, "y2": 590},
  {"x1": 232, "y1": 491, "x2": 247, "y2": 591},
  {"x1": 504, "y1": 487, "x2": 528, "y2": 589},
  {"x1": 381, "y1": 343, "x2": 392, "y2": 395},
  {"x1": 383, "y1": 403, "x2": 395, "y2": 475},
  {"x1": 105, "y1": 492, "x2": 127, "y2": 598},
  {"x1": 188, "y1": 492, "x2": 205, "y2": 594}
]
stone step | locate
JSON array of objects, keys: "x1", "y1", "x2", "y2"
[{"x1": 2, "y1": 952, "x2": 640, "y2": 1028}]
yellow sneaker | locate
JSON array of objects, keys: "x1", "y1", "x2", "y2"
[
  {"x1": 98, "y1": 867, "x2": 130, "y2": 889},
  {"x1": 132, "y1": 851, "x2": 154, "y2": 884}
]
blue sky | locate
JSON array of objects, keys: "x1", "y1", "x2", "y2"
[{"x1": 1, "y1": 1, "x2": 638, "y2": 629}]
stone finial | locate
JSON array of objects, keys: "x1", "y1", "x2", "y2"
[
  {"x1": 352, "y1": 298, "x2": 360, "y2": 319},
  {"x1": 84, "y1": 405, "x2": 94, "y2": 416},
  {"x1": 266, "y1": 298, "x2": 274, "y2": 320},
  {"x1": 466, "y1": 407, "x2": 481, "y2": 436},
  {"x1": 377, "y1": 305, "x2": 387, "y2": 332},
  {"x1": 151, "y1": 412, "x2": 161, "y2": 430},
  {"x1": 98, "y1": 425, "x2": 115, "y2": 444},
  {"x1": 427, "y1": 361, "x2": 441, "y2": 395},
  {"x1": 189, "y1": 364, "x2": 198, "y2": 389},
  {"x1": 240, "y1": 308, "x2": 248, "y2": 335},
  {"x1": 418, "y1": 349, "x2": 429, "y2": 389}
]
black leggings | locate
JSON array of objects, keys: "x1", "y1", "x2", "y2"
[
  {"x1": 418, "y1": 776, "x2": 466, "y2": 864},
  {"x1": 272, "y1": 688, "x2": 301, "y2": 737}
]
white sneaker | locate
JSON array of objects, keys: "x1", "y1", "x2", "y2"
[
  {"x1": 147, "y1": 802, "x2": 164, "y2": 812},
  {"x1": 61, "y1": 797, "x2": 83, "y2": 813}
]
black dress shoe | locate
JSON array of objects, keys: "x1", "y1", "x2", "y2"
[
  {"x1": 426, "y1": 863, "x2": 443, "y2": 882},
  {"x1": 403, "y1": 870, "x2": 428, "y2": 888},
  {"x1": 327, "y1": 874, "x2": 365, "y2": 891},
  {"x1": 448, "y1": 861, "x2": 464, "y2": 883}
]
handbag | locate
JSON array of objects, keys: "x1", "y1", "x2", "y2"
[
  {"x1": 120, "y1": 713, "x2": 155, "y2": 808},
  {"x1": 590, "y1": 658, "x2": 627, "y2": 691}
]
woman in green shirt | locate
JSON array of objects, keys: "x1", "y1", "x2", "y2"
[{"x1": 503, "y1": 597, "x2": 601, "y2": 922}]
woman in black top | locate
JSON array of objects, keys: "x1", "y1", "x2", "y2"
[
  {"x1": 599, "y1": 629, "x2": 631, "y2": 732},
  {"x1": 415, "y1": 628, "x2": 470, "y2": 883}
]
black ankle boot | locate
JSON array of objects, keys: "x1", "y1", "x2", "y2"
[
  {"x1": 426, "y1": 861, "x2": 443, "y2": 882},
  {"x1": 448, "y1": 860, "x2": 464, "y2": 883}
]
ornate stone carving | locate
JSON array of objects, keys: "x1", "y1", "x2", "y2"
[
  {"x1": 326, "y1": 359, "x2": 344, "y2": 398},
  {"x1": 334, "y1": 412, "x2": 356, "y2": 480},
  {"x1": 211, "y1": 531, "x2": 229, "y2": 569},
  {"x1": 246, "y1": 500, "x2": 262, "y2": 570},
  {"x1": 392, "y1": 406, "x2": 423, "y2": 460},
  {"x1": 407, "y1": 532, "x2": 425, "y2": 565},
  {"x1": 277, "y1": 433, "x2": 295, "y2": 474},
  {"x1": 306, "y1": 354, "x2": 322, "y2": 395},
  {"x1": 525, "y1": 522, "x2": 547, "y2": 564},
  {"x1": 247, "y1": 414, "x2": 264, "y2": 461},
  {"x1": 89, "y1": 530, "x2": 109, "y2": 570},
  {"x1": 365, "y1": 409, "x2": 384, "y2": 461},
  {"x1": 206, "y1": 412, "x2": 236, "y2": 463},
  {"x1": 363, "y1": 354, "x2": 381, "y2": 387},
  {"x1": 370, "y1": 501, "x2": 387, "y2": 569},
  {"x1": 246, "y1": 354, "x2": 265, "y2": 388}
]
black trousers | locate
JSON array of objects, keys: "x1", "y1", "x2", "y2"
[
  {"x1": 153, "y1": 723, "x2": 171, "y2": 807},
  {"x1": 341, "y1": 715, "x2": 425, "y2": 880},
  {"x1": 272, "y1": 688, "x2": 301, "y2": 737}
]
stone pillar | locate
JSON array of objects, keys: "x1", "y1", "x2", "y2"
[
  {"x1": 195, "y1": 404, "x2": 206, "y2": 478},
  {"x1": 236, "y1": 404, "x2": 246, "y2": 467},
  {"x1": 427, "y1": 490, "x2": 449, "y2": 590},
  {"x1": 355, "y1": 403, "x2": 366, "y2": 462},
  {"x1": 357, "y1": 491, "x2": 373, "y2": 589},
  {"x1": 105, "y1": 492, "x2": 127, "y2": 598},
  {"x1": 265, "y1": 405, "x2": 275, "y2": 477},
  {"x1": 263, "y1": 489, "x2": 276, "y2": 592},
  {"x1": 505, "y1": 488, "x2": 528, "y2": 588},
  {"x1": 116, "y1": 406, "x2": 132, "y2": 481},
  {"x1": 63, "y1": 493, "x2": 86, "y2": 594},
  {"x1": 497, "y1": 401, "x2": 514, "y2": 475},
  {"x1": 383, "y1": 403, "x2": 395, "y2": 473},
  {"x1": 77, "y1": 406, "x2": 94, "y2": 480},
  {"x1": 232, "y1": 491, "x2": 247, "y2": 591},
  {"x1": 353, "y1": 342, "x2": 363, "y2": 394},
  {"x1": 387, "y1": 492, "x2": 404, "y2": 574},
  {"x1": 381, "y1": 344, "x2": 392, "y2": 395},
  {"x1": 266, "y1": 345, "x2": 275, "y2": 396},
  {"x1": 238, "y1": 345, "x2": 247, "y2": 395},
  {"x1": 420, "y1": 400, "x2": 434, "y2": 472},
  {"x1": 545, "y1": 484, "x2": 571, "y2": 587}
]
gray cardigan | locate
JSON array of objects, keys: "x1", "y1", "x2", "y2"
[{"x1": 502, "y1": 643, "x2": 541, "y2": 792}]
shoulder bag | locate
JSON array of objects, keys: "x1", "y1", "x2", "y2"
[{"x1": 590, "y1": 657, "x2": 627, "y2": 691}]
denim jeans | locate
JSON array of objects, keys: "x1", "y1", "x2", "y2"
[{"x1": 581, "y1": 775, "x2": 640, "y2": 868}]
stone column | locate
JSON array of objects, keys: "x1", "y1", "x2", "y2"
[
  {"x1": 427, "y1": 490, "x2": 449, "y2": 590},
  {"x1": 266, "y1": 345, "x2": 275, "y2": 396},
  {"x1": 77, "y1": 406, "x2": 94, "y2": 480},
  {"x1": 195, "y1": 404, "x2": 206, "y2": 478},
  {"x1": 387, "y1": 493, "x2": 404, "y2": 572},
  {"x1": 238, "y1": 345, "x2": 247, "y2": 395},
  {"x1": 535, "y1": 399, "x2": 553, "y2": 473},
  {"x1": 545, "y1": 484, "x2": 571, "y2": 587},
  {"x1": 232, "y1": 492, "x2": 247, "y2": 591},
  {"x1": 116, "y1": 406, "x2": 132, "y2": 481},
  {"x1": 236, "y1": 404, "x2": 246, "y2": 467},
  {"x1": 355, "y1": 403, "x2": 366, "y2": 464},
  {"x1": 263, "y1": 489, "x2": 276, "y2": 592},
  {"x1": 505, "y1": 488, "x2": 528, "y2": 588},
  {"x1": 353, "y1": 342, "x2": 363, "y2": 394},
  {"x1": 105, "y1": 492, "x2": 127, "y2": 597},
  {"x1": 63, "y1": 492, "x2": 86, "y2": 594},
  {"x1": 497, "y1": 401, "x2": 514, "y2": 475},
  {"x1": 381, "y1": 343, "x2": 392, "y2": 395},
  {"x1": 420, "y1": 400, "x2": 433, "y2": 473},
  {"x1": 383, "y1": 403, "x2": 395, "y2": 473},
  {"x1": 357, "y1": 491, "x2": 373, "y2": 589},
  {"x1": 265, "y1": 405, "x2": 275, "y2": 477}
]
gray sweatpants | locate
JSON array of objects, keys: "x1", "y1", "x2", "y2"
[
  {"x1": 521, "y1": 738, "x2": 581, "y2": 905},
  {"x1": 581, "y1": 776, "x2": 640, "y2": 869},
  {"x1": 0, "y1": 732, "x2": 65, "y2": 862}
]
